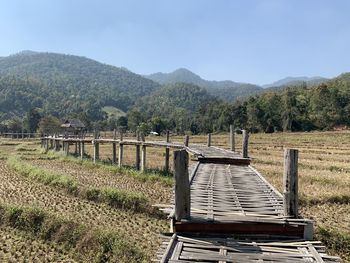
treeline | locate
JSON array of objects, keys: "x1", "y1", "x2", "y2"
[
  {"x1": 2, "y1": 76, "x2": 350, "y2": 135},
  {"x1": 119, "y1": 76, "x2": 350, "y2": 134}
]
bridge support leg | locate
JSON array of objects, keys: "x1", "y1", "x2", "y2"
[
  {"x1": 164, "y1": 131, "x2": 170, "y2": 173},
  {"x1": 242, "y1": 130, "x2": 249, "y2": 158},
  {"x1": 174, "y1": 149, "x2": 190, "y2": 221},
  {"x1": 230, "y1": 125, "x2": 235, "y2": 151},
  {"x1": 207, "y1": 133, "x2": 211, "y2": 147},
  {"x1": 283, "y1": 148, "x2": 299, "y2": 218}
]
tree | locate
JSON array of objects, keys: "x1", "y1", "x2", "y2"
[
  {"x1": 117, "y1": 116, "x2": 128, "y2": 132},
  {"x1": 37, "y1": 116, "x2": 61, "y2": 135},
  {"x1": 24, "y1": 108, "x2": 42, "y2": 133},
  {"x1": 150, "y1": 117, "x2": 166, "y2": 135}
]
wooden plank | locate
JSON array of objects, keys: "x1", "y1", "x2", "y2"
[
  {"x1": 197, "y1": 157, "x2": 250, "y2": 165},
  {"x1": 160, "y1": 234, "x2": 178, "y2": 263}
]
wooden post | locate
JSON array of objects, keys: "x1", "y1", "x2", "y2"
[
  {"x1": 283, "y1": 149, "x2": 299, "y2": 218},
  {"x1": 112, "y1": 128, "x2": 117, "y2": 164},
  {"x1": 93, "y1": 140, "x2": 99, "y2": 163},
  {"x1": 74, "y1": 142, "x2": 78, "y2": 155},
  {"x1": 64, "y1": 142, "x2": 69, "y2": 156},
  {"x1": 141, "y1": 133, "x2": 146, "y2": 172},
  {"x1": 230, "y1": 125, "x2": 235, "y2": 151},
  {"x1": 164, "y1": 130, "x2": 170, "y2": 173},
  {"x1": 174, "y1": 149, "x2": 190, "y2": 220},
  {"x1": 78, "y1": 141, "x2": 81, "y2": 156},
  {"x1": 242, "y1": 130, "x2": 249, "y2": 158},
  {"x1": 135, "y1": 132, "x2": 141, "y2": 170},
  {"x1": 207, "y1": 133, "x2": 212, "y2": 147},
  {"x1": 112, "y1": 142, "x2": 117, "y2": 164},
  {"x1": 118, "y1": 132, "x2": 123, "y2": 167},
  {"x1": 45, "y1": 139, "x2": 49, "y2": 152},
  {"x1": 184, "y1": 135, "x2": 189, "y2": 147},
  {"x1": 80, "y1": 142, "x2": 85, "y2": 160}
]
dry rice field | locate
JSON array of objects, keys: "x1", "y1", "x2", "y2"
[{"x1": 0, "y1": 131, "x2": 349, "y2": 262}]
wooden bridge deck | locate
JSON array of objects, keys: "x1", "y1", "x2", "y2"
[
  {"x1": 165, "y1": 145, "x2": 312, "y2": 237},
  {"x1": 157, "y1": 145, "x2": 340, "y2": 262},
  {"x1": 190, "y1": 163, "x2": 284, "y2": 221},
  {"x1": 157, "y1": 234, "x2": 341, "y2": 263}
]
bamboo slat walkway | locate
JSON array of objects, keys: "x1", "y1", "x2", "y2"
[
  {"x1": 156, "y1": 234, "x2": 341, "y2": 263},
  {"x1": 190, "y1": 163, "x2": 284, "y2": 221},
  {"x1": 157, "y1": 144, "x2": 339, "y2": 262}
]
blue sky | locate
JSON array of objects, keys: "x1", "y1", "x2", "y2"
[{"x1": 0, "y1": 0, "x2": 349, "y2": 85}]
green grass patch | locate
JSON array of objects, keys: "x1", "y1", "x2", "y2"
[
  {"x1": 7, "y1": 157, "x2": 153, "y2": 214},
  {"x1": 0, "y1": 204, "x2": 146, "y2": 262},
  {"x1": 316, "y1": 227, "x2": 350, "y2": 261},
  {"x1": 16, "y1": 144, "x2": 37, "y2": 152},
  {"x1": 7, "y1": 156, "x2": 78, "y2": 193},
  {"x1": 300, "y1": 194, "x2": 350, "y2": 205},
  {"x1": 46, "y1": 150, "x2": 173, "y2": 187}
]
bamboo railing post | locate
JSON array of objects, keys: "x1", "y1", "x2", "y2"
[
  {"x1": 164, "y1": 130, "x2": 170, "y2": 173},
  {"x1": 93, "y1": 132, "x2": 99, "y2": 163},
  {"x1": 135, "y1": 132, "x2": 141, "y2": 170},
  {"x1": 283, "y1": 149, "x2": 299, "y2": 218},
  {"x1": 184, "y1": 135, "x2": 189, "y2": 147},
  {"x1": 64, "y1": 141, "x2": 69, "y2": 156},
  {"x1": 112, "y1": 129, "x2": 117, "y2": 164},
  {"x1": 174, "y1": 149, "x2": 190, "y2": 220},
  {"x1": 230, "y1": 125, "x2": 235, "y2": 151},
  {"x1": 80, "y1": 141, "x2": 85, "y2": 160},
  {"x1": 141, "y1": 133, "x2": 146, "y2": 172},
  {"x1": 118, "y1": 132, "x2": 124, "y2": 167},
  {"x1": 45, "y1": 138, "x2": 49, "y2": 152},
  {"x1": 242, "y1": 130, "x2": 249, "y2": 158},
  {"x1": 207, "y1": 133, "x2": 212, "y2": 147}
]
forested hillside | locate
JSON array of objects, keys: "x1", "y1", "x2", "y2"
[
  {"x1": 145, "y1": 68, "x2": 262, "y2": 101},
  {"x1": 128, "y1": 74, "x2": 350, "y2": 134},
  {"x1": 0, "y1": 51, "x2": 349, "y2": 134},
  {"x1": 0, "y1": 51, "x2": 160, "y2": 122}
]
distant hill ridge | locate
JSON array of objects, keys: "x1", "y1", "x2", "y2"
[
  {"x1": 0, "y1": 50, "x2": 160, "y2": 121},
  {"x1": 145, "y1": 68, "x2": 262, "y2": 101},
  {"x1": 263, "y1": 76, "x2": 328, "y2": 88}
]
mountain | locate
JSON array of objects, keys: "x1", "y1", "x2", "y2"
[
  {"x1": 263, "y1": 76, "x2": 328, "y2": 89},
  {"x1": 145, "y1": 68, "x2": 263, "y2": 101},
  {"x1": 0, "y1": 51, "x2": 160, "y2": 121}
]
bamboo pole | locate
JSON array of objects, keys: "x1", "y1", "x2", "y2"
[
  {"x1": 184, "y1": 135, "x2": 189, "y2": 147},
  {"x1": 230, "y1": 125, "x2": 235, "y2": 151},
  {"x1": 242, "y1": 130, "x2": 249, "y2": 158},
  {"x1": 207, "y1": 133, "x2": 212, "y2": 147},
  {"x1": 283, "y1": 149, "x2": 299, "y2": 218},
  {"x1": 118, "y1": 132, "x2": 123, "y2": 167},
  {"x1": 141, "y1": 133, "x2": 146, "y2": 172},
  {"x1": 135, "y1": 132, "x2": 141, "y2": 170},
  {"x1": 164, "y1": 130, "x2": 170, "y2": 173},
  {"x1": 174, "y1": 149, "x2": 190, "y2": 220}
]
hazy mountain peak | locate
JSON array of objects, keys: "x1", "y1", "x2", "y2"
[
  {"x1": 145, "y1": 68, "x2": 262, "y2": 101},
  {"x1": 11, "y1": 50, "x2": 40, "y2": 56},
  {"x1": 263, "y1": 76, "x2": 328, "y2": 88}
]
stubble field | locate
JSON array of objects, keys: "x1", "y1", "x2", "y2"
[{"x1": 0, "y1": 131, "x2": 349, "y2": 262}]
